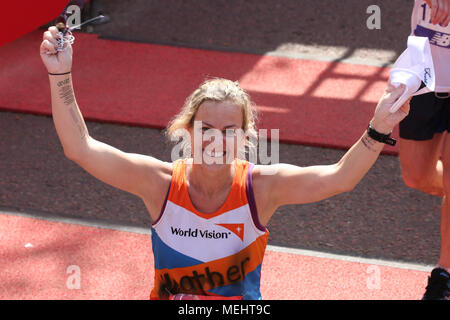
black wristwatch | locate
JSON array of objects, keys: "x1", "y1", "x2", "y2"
[{"x1": 367, "y1": 122, "x2": 396, "y2": 146}]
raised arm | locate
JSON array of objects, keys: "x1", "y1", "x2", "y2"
[
  {"x1": 39, "y1": 27, "x2": 171, "y2": 214},
  {"x1": 256, "y1": 84, "x2": 410, "y2": 225}
]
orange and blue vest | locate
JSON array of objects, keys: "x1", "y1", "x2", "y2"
[{"x1": 150, "y1": 158, "x2": 269, "y2": 300}]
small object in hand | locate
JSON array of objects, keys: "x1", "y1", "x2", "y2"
[
  {"x1": 52, "y1": 15, "x2": 104, "y2": 53},
  {"x1": 56, "y1": 22, "x2": 66, "y2": 32},
  {"x1": 55, "y1": 23, "x2": 74, "y2": 52},
  {"x1": 52, "y1": 22, "x2": 67, "y2": 52}
]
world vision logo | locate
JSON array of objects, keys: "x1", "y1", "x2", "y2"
[
  {"x1": 170, "y1": 223, "x2": 244, "y2": 241},
  {"x1": 215, "y1": 223, "x2": 244, "y2": 241}
]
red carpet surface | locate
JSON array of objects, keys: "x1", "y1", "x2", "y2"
[
  {"x1": 0, "y1": 30, "x2": 395, "y2": 154},
  {"x1": 0, "y1": 213, "x2": 429, "y2": 300},
  {"x1": 0, "y1": 1, "x2": 67, "y2": 47}
]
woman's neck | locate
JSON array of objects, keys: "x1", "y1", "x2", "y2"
[{"x1": 186, "y1": 159, "x2": 235, "y2": 196}]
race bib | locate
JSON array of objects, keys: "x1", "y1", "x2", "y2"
[{"x1": 414, "y1": 2, "x2": 450, "y2": 49}]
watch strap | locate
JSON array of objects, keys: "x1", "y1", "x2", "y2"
[{"x1": 367, "y1": 123, "x2": 396, "y2": 146}]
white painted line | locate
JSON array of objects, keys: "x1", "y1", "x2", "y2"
[
  {"x1": 0, "y1": 207, "x2": 434, "y2": 272},
  {"x1": 266, "y1": 244, "x2": 433, "y2": 273},
  {"x1": 0, "y1": 206, "x2": 151, "y2": 235}
]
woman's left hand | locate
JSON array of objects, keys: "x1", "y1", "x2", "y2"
[{"x1": 370, "y1": 84, "x2": 411, "y2": 134}]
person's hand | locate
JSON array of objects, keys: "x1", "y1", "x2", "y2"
[
  {"x1": 370, "y1": 84, "x2": 411, "y2": 134},
  {"x1": 39, "y1": 26, "x2": 73, "y2": 74},
  {"x1": 425, "y1": 0, "x2": 450, "y2": 27}
]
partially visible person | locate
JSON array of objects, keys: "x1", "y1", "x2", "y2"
[
  {"x1": 425, "y1": 0, "x2": 450, "y2": 26},
  {"x1": 399, "y1": 0, "x2": 450, "y2": 300}
]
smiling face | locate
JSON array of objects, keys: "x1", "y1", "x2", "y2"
[
  {"x1": 189, "y1": 100, "x2": 246, "y2": 166},
  {"x1": 165, "y1": 78, "x2": 258, "y2": 164}
]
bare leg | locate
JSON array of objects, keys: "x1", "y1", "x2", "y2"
[
  {"x1": 438, "y1": 134, "x2": 450, "y2": 269},
  {"x1": 399, "y1": 133, "x2": 445, "y2": 197},
  {"x1": 438, "y1": 196, "x2": 450, "y2": 269}
]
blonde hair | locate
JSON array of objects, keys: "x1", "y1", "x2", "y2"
[{"x1": 165, "y1": 78, "x2": 258, "y2": 159}]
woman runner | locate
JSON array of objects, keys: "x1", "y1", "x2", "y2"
[{"x1": 40, "y1": 25, "x2": 410, "y2": 300}]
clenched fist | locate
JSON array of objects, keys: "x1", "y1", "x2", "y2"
[
  {"x1": 370, "y1": 84, "x2": 411, "y2": 134},
  {"x1": 40, "y1": 26, "x2": 73, "y2": 74}
]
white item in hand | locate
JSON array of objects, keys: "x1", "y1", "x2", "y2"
[{"x1": 389, "y1": 36, "x2": 435, "y2": 113}]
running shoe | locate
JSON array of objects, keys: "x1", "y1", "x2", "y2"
[{"x1": 422, "y1": 268, "x2": 450, "y2": 300}]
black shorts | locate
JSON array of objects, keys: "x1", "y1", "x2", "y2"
[{"x1": 399, "y1": 92, "x2": 450, "y2": 141}]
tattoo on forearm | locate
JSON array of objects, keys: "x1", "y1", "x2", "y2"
[
  {"x1": 54, "y1": 78, "x2": 87, "y2": 140},
  {"x1": 69, "y1": 107, "x2": 87, "y2": 139},
  {"x1": 57, "y1": 78, "x2": 70, "y2": 87},
  {"x1": 58, "y1": 82, "x2": 75, "y2": 106},
  {"x1": 361, "y1": 134, "x2": 377, "y2": 152}
]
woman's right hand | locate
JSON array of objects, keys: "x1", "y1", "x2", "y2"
[{"x1": 39, "y1": 26, "x2": 73, "y2": 74}]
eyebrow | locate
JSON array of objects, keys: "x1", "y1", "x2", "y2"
[{"x1": 201, "y1": 121, "x2": 240, "y2": 129}]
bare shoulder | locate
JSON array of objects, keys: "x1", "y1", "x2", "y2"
[
  {"x1": 152, "y1": 159, "x2": 173, "y2": 177},
  {"x1": 249, "y1": 163, "x2": 284, "y2": 226},
  {"x1": 251, "y1": 163, "x2": 287, "y2": 186},
  {"x1": 125, "y1": 155, "x2": 174, "y2": 199},
  {"x1": 144, "y1": 159, "x2": 173, "y2": 194},
  {"x1": 251, "y1": 163, "x2": 291, "y2": 198},
  {"x1": 140, "y1": 160, "x2": 174, "y2": 221},
  {"x1": 251, "y1": 163, "x2": 281, "y2": 184}
]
